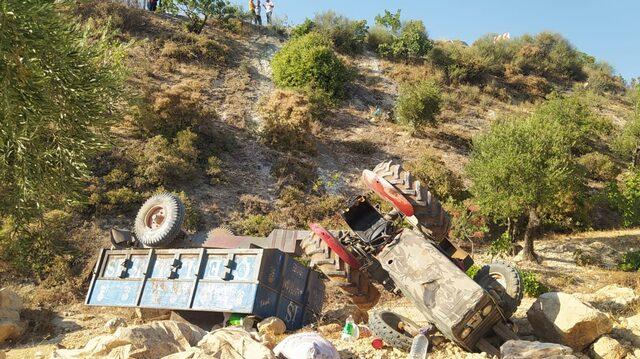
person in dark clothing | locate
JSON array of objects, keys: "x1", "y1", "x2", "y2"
[{"x1": 148, "y1": 0, "x2": 158, "y2": 11}]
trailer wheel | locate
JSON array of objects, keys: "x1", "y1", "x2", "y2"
[
  {"x1": 368, "y1": 310, "x2": 419, "y2": 352},
  {"x1": 369, "y1": 160, "x2": 451, "y2": 241},
  {"x1": 134, "y1": 193, "x2": 185, "y2": 248},
  {"x1": 475, "y1": 261, "x2": 523, "y2": 318},
  {"x1": 301, "y1": 233, "x2": 380, "y2": 310}
]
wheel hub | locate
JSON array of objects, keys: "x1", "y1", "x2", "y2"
[{"x1": 145, "y1": 205, "x2": 166, "y2": 230}]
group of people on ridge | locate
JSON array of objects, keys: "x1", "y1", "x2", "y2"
[{"x1": 249, "y1": 0, "x2": 275, "y2": 26}]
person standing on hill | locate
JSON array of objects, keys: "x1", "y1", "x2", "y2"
[
  {"x1": 264, "y1": 0, "x2": 275, "y2": 25},
  {"x1": 254, "y1": 0, "x2": 262, "y2": 25},
  {"x1": 249, "y1": 0, "x2": 257, "y2": 24},
  {"x1": 147, "y1": 0, "x2": 158, "y2": 11}
]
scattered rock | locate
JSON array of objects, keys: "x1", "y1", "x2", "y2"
[
  {"x1": 163, "y1": 328, "x2": 275, "y2": 359},
  {"x1": 590, "y1": 336, "x2": 628, "y2": 359},
  {"x1": 612, "y1": 314, "x2": 640, "y2": 348},
  {"x1": 500, "y1": 340, "x2": 576, "y2": 359},
  {"x1": 257, "y1": 317, "x2": 286, "y2": 336},
  {"x1": 52, "y1": 320, "x2": 206, "y2": 358},
  {"x1": 0, "y1": 288, "x2": 26, "y2": 343},
  {"x1": 579, "y1": 285, "x2": 640, "y2": 312},
  {"x1": 527, "y1": 292, "x2": 613, "y2": 350},
  {"x1": 105, "y1": 318, "x2": 127, "y2": 333},
  {"x1": 135, "y1": 308, "x2": 171, "y2": 321}
]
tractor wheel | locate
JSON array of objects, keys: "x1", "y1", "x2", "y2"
[
  {"x1": 368, "y1": 310, "x2": 419, "y2": 352},
  {"x1": 301, "y1": 233, "x2": 380, "y2": 310},
  {"x1": 370, "y1": 160, "x2": 451, "y2": 241},
  {"x1": 474, "y1": 261, "x2": 523, "y2": 319},
  {"x1": 134, "y1": 193, "x2": 185, "y2": 248}
]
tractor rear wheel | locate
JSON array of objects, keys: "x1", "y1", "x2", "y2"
[
  {"x1": 370, "y1": 160, "x2": 451, "y2": 241},
  {"x1": 301, "y1": 233, "x2": 380, "y2": 310}
]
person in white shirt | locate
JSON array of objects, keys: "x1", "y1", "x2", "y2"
[
  {"x1": 254, "y1": 0, "x2": 262, "y2": 26},
  {"x1": 263, "y1": 0, "x2": 275, "y2": 25}
]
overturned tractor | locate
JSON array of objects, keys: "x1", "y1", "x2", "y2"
[{"x1": 90, "y1": 160, "x2": 522, "y2": 357}]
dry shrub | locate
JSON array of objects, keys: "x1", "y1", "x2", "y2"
[
  {"x1": 239, "y1": 195, "x2": 272, "y2": 215},
  {"x1": 76, "y1": 0, "x2": 149, "y2": 35},
  {"x1": 271, "y1": 155, "x2": 317, "y2": 190},
  {"x1": 578, "y1": 152, "x2": 619, "y2": 181},
  {"x1": 505, "y1": 66, "x2": 551, "y2": 98},
  {"x1": 407, "y1": 149, "x2": 466, "y2": 201},
  {"x1": 275, "y1": 186, "x2": 345, "y2": 228},
  {"x1": 342, "y1": 139, "x2": 378, "y2": 155},
  {"x1": 136, "y1": 79, "x2": 217, "y2": 138},
  {"x1": 160, "y1": 34, "x2": 228, "y2": 64},
  {"x1": 230, "y1": 214, "x2": 276, "y2": 237},
  {"x1": 134, "y1": 129, "x2": 200, "y2": 186},
  {"x1": 258, "y1": 90, "x2": 318, "y2": 153}
]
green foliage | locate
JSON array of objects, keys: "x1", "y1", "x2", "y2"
[
  {"x1": 135, "y1": 129, "x2": 200, "y2": 186},
  {"x1": 231, "y1": 214, "x2": 276, "y2": 237},
  {"x1": 584, "y1": 61, "x2": 626, "y2": 94},
  {"x1": 489, "y1": 232, "x2": 515, "y2": 259},
  {"x1": 161, "y1": 0, "x2": 234, "y2": 34},
  {"x1": 0, "y1": 211, "x2": 79, "y2": 280},
  {"x1": 291, "y1": 18, "x2": 315, "y2": 38},
  {"x1": 258, "y1": 90, "x2": 317, "y2": 153},
  {"x1": 104, "y1": 187, "x2": 144, "y2": 212},
  {"x1": 173, "y1": 191, "x2": 204, "y2": 232},
  {"x1": 160, "y1": 35, "x2": 228, "y2": 64},
  {"x1": 0, "y1": 0, "x2": 126, "y2": 223},
  {"x1": 607, "y1": 169, "x2": 640, "y2": 228},
  {"x1": 613, "y1": 95, "x2": 640, "y2": 162},
  {"x1": 374, "y1": 9, "x2": 401, "y2": 33},
  {"x1": 271, "y1": 33, "x2": 349, "y2": 98},
  {"x1": 395, "y1": 80, "x2": 442, "y2": 129},
  {"x1": 366, "y1": 25, "x2": 394, "y2": 52},
  {"x1": 445, "y1": 201, "x2": 488, "y2": 244},
  {"x1": 378, "y1": 20, "x2": 432, "y2": 61},
  {"x1": 618, "y1": 250, "x2": 640, "y2": 272},
  {"x1": 511, "y1": 32, "x2": 585, "y2": 82},
  {"x1": 578, "y1": 152, "x2": 618, "y2": 181},
  {"x1": 271, "y1": 156, "x2": 317, "y2": 190},
  {"x1": 466, "y1": 112, "x2": 581, "y2": 223},
  {"x1": 519, "y1": 270, "x2": 549, "y2": 297},
  {"x1": 407, "y1": 150, "x2": 465, "y2": 200},
  {"x1": 465, "y1": 264, "x2": 481, "y2": 279},
  {"x1": 276, "y1": 186, "x2": 344, "y2": 228},
  {"x1": 313, "y1": 11, "x2": 368, "y2": 54}
]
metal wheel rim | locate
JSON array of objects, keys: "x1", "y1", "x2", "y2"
[
  {"x1": 144, "y1": 205, "x2": 166, "y2": 230},
  {"x1": 489, "y1": 272, "x2": 507, "y2": 288}
]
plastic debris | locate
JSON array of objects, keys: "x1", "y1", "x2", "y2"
[
  {"x1": 274, "y1": 332, "x2": 339, "y2": 359},
  {"x1": 341, "y1": 315, "x2": 360, "y2": 341}
]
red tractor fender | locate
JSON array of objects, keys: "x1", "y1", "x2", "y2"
[
  {"x1": 362, "y1": 169, "x2": 415, "y2": 217},
  {"x1": 309, "y1": 223, "x2": 361, "y2": 269}
]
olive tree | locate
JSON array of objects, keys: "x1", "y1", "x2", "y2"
[
  {"x1": 466, "y1": 115, "x2": 581, "y2": 261},
  {"x1": 161, "y1": 0, "x2": 235, "y2": 34},
  {"x1": 0, "y1": 0, "x2": 126, "y2": 223}
]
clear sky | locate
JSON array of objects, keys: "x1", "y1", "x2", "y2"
[{"x1": 236, "y1": 0, "x2": 639, "y2": 81}]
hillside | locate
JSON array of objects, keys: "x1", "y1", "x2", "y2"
[{"x1": 1, "y1": 1, "x2": 639, "y2": 358}]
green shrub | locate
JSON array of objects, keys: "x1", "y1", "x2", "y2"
[
  {"x1": 519, "y1": 270, "x2": 549, "y2": 297},
  {"x1": 104, "y1": 187, "x2": 144, "y2": 212},
  {"x1": 276, "y1": 186, "x2": 344, "y2": 228},
  {"x1": 0, "y1": 211, "x2": 80, "y2": 280},
  {"x1": 379, "y1": 20, "x2": 432, "y2": 61},
  {"x1": 291, "y1": 18, "x2": 315, "y2": 38},
  {"x1": 231, "y1": 214, "x2": 276, "y2": 237},
  {"x1": 395, "y1": 80, "x2": 442, "y2": 129},
  {"x1": 445, "y1": 201, "x2": 488, "y2": 244},
  {"x1": 510, "y1": 32, "x2": 585, "y2": 82},
  {"x1": 407, "y1": 150, "x2": 465, "y2": 200},
  {"x1": 173, "y1": 191, "x2": 204, "y2": 232},
  {"x1": 613, "y1": 101, "x2": 640, "y2": 162},
  {"x1": 428, "y1": 41, "x2": 486, "y2": 84},
  {"x1": 607, "y1": 169, "x2": 640, "y2": 228},
  {"x1": 314, "y1": 11, "x2": 368, "y2": 54},
  {"x1": 271, "y1": 33, "x2": 350, "y2": 98},
  {"x1": 135, "y1": 130, "x2": 200, "y2": 186},
  {"x1": 489, "y1": 232, "x2": 515, "y2": 259},
  {"x1": 465, "y1": 264, "x2": 481, "y2": 279},
  {"x1": 206, "y1": 156, "x2": 224, "y2": 184},
  {"x1": 618, "y1": 250, "x2": 640, "y2": 272},
  {"x1": 258, "y1": 90, "x2": 317, "y2": 153},
  {"x1": 584, "y1": 61, "x2": 626, "y2": 94},
  {"x1": 578, "y1": 152, "x2": 618, "y2": 181},
  {"x1": 160, "y1": 34, "x2": 228, "y2": 64},
  {"x1": 367, "y1": 25, "x2": 394, "y2": 52}
]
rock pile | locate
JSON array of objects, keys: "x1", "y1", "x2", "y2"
[{"x1": 0, "y1": 288, "x2": 26, "y2": 343}]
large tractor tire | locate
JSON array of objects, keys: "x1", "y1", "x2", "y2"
[
  {"x1": 301, "y1": 233, "x2": 380, "y2": 310},
  {"x1": 370, "y1": 160, "x2": 451, "y2": 241},
  {"x1": 134, "y1": 193, "x2": 185, "y2": 248},
  {"x1": 368, "y1": 310, "x2": 420, "y2": 352},
  {"x1": 474, "y1": 261, "x2": 523, "y2": 319}
]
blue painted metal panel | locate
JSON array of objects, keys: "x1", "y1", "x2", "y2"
[
  {"x1": 276, "y1": 296, "x2": 305, "y2": 330},
  {"x1": 280, "y1": 256, "x2": 309, "y2": 303},
  {"x1": 140, "y1": 280, "x2": 193, "y2": 309},
  {"x1": 87, "y1": 248, "x2": 325, "y2": 330},
  {"x1": 90, "y1": 279, "x2": 141, "y2": 307},
  {"x1": 305, "y1": 270, "x2": 325, "y2": 314}
]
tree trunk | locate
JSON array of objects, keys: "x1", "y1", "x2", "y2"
[{"x1": 522, "y1": 209, "x2": 541, "y2": 262}]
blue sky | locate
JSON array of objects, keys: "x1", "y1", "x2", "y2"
[{"x1": 236, "y1": 0, "x2": 639, "y2": 81}]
